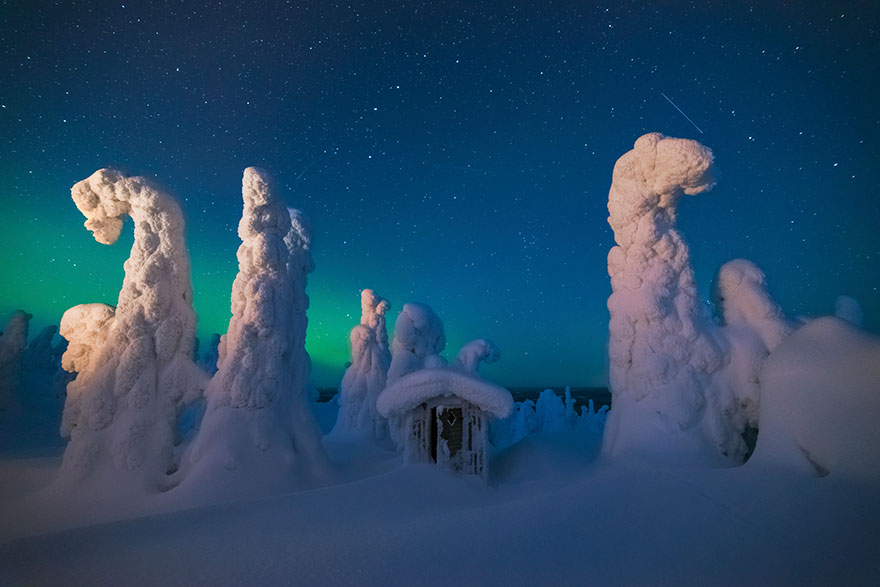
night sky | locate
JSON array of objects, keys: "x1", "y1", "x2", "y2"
[{"x1": 2, "y1": 1, "x2": 878, "y2": 388}]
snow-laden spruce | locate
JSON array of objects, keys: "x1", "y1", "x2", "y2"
[
  {"x1": 57, "y1": 170, "x2": 206, "y2": 490},
  {"x1": 387, "y1": 302, "x2": 447, "y2": 384},
  {"x1": 333, "y1": 289, "x2": 392, "y2": 437},
  {"x1": 603, "y1": 133, "x2": 794, "y2": 464},
  {"x1": 0, "y1": 310, "x2": 31, "y2": 412},
  {"x1": 180, "y1": 168, "x2": 327, "y2": 489},
  {"x1": 710, "y1": 259, "x2": 795, "y2": 432}
]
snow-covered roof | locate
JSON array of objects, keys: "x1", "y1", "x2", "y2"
[{"x1": 377, "y1": 368, "x2": 513, "y2": 419}]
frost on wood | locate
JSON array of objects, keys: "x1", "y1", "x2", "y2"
[
  {"x1": 333, "y1": 289, "x2": 392, "y2": 438},
  {"x1": 0, "y1": 310, "x2": 32, "y2": 412},
  {"x1": 57, "y1": 170, "x2": 206, "y2": 490},
  {"x1": 602, "y1": 133, "x2": 785, "y2": 464},
  {"x1": 182, "y1": 168, "x2": 326, "y2": 485},
  {"x1": 387, "y1": 302, "x2": 447, "y2": 385}
]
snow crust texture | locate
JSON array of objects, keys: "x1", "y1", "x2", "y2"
[
  {"x1": 58, "y1": 169, "x2": 206, "y2": 490},
  {"x1": 333, "y1": 289, "x2": 392, "y2": 437},
  {"x1": 182, "y1": 167, "x2": 326, "y2": 485}
]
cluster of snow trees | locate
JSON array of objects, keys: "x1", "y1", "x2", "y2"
[
  {"x1": 603, "y1": 133, "x2": 876, "y2": 477},
  {"x1": 43, "y1": 167, "x2": 326, "y2": 494},
  {"x1": 0, "y1": 312, "x2": 70, "y2": 450},
  {"x1": 3, "y1": 131, "x2": 876, "y2": 491}
]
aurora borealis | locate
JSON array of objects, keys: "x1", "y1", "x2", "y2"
[{"x1": 1, "y1": 1, "x2": 878, "y2": 388}]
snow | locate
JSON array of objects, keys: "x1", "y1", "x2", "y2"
[
  {"x1": 1, "y1": 412, "x2": 878, "y2": 585},
  {"x1": 604, "y1": 134, "x2": 796, "y2": 465},
  {"x1": 748, "y1": 316, "x2": 880, "y2": 480},
  {"x1": 452, "y1": 338, "x2": 500, "y2": 374},
  {"x1": 377, "y1": 368, "x2": 513, "y2": 419},
  {"x1": 387, "y1": 302, "x2": 446, "y2": 384},
  {"x1": 2, "y1": 143, "x2": 879, "y2": 583},
  {"x1": 490, "y1": 389, "x2": 608, "y2": 449},
  {"x1": 56, "y1": 169, "x2": 207, "y2": 491},
  {"x1": 332, "y1": 289, "x2": 392, "y2": 437},
  {"x1": 179, "y1": 168, "x2": 327, "y2": 495}
]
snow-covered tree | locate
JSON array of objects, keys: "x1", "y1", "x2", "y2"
[
  {"x1": 603, "y1": 133, "x2": 745, "y2": 464},
  {"x1": 181, "y1": 167, "x2": 327, "y2": 488},
  {"x1": 453, "y1": 339, "x2": 500, "y2": 375},
  {"x1": 603, "y1": 134, "x2": 802, "y2": 464},
  {"x1": 333, "y1": 289, "x2": 392, "y2": 437},
  {"x1": 0, "y1": 310, "x2": 31, "y2": 412},
  {"x1": 57, "y1": 169, "x2": 206, "y2": 490},
  {"x1": 710, "y1": 259, "x2": 795, "y2": 431},
  {"x1": 387, "y1": 302, "x2": 446, "y2": 385}
]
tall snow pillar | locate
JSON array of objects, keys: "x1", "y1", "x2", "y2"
[
  {"x1": 333, "y1": 289, "x2": 392, "y2": 438},
  {"x1": 603, "y1": 133, "x2": 741, "y2": 464},
  {"x1": 181, "y1": 167, "x2": 327, "y2": 489}
]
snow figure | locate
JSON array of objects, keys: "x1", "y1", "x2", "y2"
[
  {"x1": 749, "y1": 317, "x2": 880, "y2": 481},
  {"x1": 333, "y1": 289, "x2": 392, "y2": 437},
  {"x1": 453, "y1": 338, "x2": 500, "y2": 375},
  {"x1": 56, "y1": 169, "x2": 206, "y2": 490},
  {"x1": 603, "y1": 132, "x2": 748, "y2": 464},
  {"x1": 181, "y1": 168, "x2": 327, "y2": 491},
  {"x1": 0, "y1": 310, "x2": 32, "y2": 411},
  {"x1": 834, "y1": 295, "x2": 864, "y2": 327},
  {"x1": 710, "y1": 259, "x2": 795, "y2": 432},
  {"x1": 387, "y1": 302, "x2": 447, "y2": 385}
]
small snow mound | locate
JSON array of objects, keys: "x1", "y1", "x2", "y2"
[
  {"x1": 377, "y1": 368, "x2": 513, "y2": 419},
  {"x1": 834, "y1": 295, "x2": 864, "y2": 327},
  {"x1": 750, "y1": 316, "x2": 880, "y2": 480}
]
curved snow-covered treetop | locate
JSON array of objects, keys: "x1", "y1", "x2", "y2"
[
  {"x1": 604, "y1": 133, "x2": 757, "y2": 464},
  {"x1": 377, "y1": 368, "x2": 513, "y2": 420},
  {"x1": 453, "y1": 339, "x2": 500, "y2": 375},
  {"x1": 58, "y1": 168, "x2": 204, "y2": 490},
  {"x1": 607, "y1": 131, "x2": 716, "y2": 250}
]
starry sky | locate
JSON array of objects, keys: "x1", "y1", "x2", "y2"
[{"x1": 1, "y1": 1, "x2": 878, "y2": 388}]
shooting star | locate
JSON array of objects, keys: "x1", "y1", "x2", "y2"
[
  {"x1": 295, "y1": 159, "x2": 317, "y2": 181},
  {"x1": 661, "y1": 92, "x2": 704, "y2": 134}
]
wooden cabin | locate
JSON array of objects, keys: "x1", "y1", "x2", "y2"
[{"x1": 377, "y1": 368, "x2": 513, "y2": 480}]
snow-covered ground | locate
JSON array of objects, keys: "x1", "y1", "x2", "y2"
[{"x1": 1, "y1": 392, "x2": 878, "y2": 586}]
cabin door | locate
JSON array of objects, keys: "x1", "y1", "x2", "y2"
[{"x1": 436, "y1": 405, "x2": 464, "y2": 460}]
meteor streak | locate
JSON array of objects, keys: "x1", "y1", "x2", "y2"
[{"x1": 661, "y1": 92, "x2": 704, "y2": 134}]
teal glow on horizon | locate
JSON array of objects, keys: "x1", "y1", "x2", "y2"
[{"x1": 1, "y1": 2, "x2": 878, "y2": 389}]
